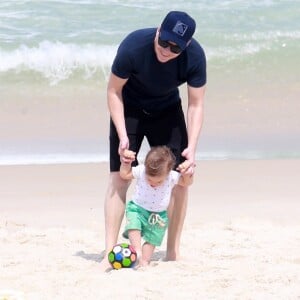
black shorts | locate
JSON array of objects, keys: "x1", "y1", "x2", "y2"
[{"x1": 109, "y1": 102, "x2": 188, "y2": 172}]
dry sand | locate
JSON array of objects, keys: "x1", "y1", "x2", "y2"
[{"x1": 0, "y1": 160, "x2": 300, "y2": 299}]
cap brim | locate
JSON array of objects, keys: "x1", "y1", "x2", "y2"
[{"x1": 160, "y1": 30, "x2": 187, "y2": 51}]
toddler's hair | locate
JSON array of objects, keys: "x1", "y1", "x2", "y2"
[{"x1": 145, "y1": 146, "x2": 176, "y2": 177}]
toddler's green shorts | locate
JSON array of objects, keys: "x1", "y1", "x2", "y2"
[{"x1": 123, "y1": 201, "x2": 168, "y2": 246}]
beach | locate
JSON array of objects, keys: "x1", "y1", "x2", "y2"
[
  {"x1": 1, "y1": 1, "x2": 300, "y2": 299},
  {"x1": 1, "y1": 160, "x2": 300, "y2": 300}
]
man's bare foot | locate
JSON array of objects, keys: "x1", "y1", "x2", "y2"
[{"x1": 165, "y1": 250, "x2": 180, "y2": 261}]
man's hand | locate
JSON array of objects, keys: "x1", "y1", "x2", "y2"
[
  {"x1": 118, "y1": 137, "x2": 129, "y2": 153},
  {"x1": 179, "y1": 148, "x2": 196, "y2": 175},
  {"x1": 118, "y1": 137, "x2": 132, "y2": 164}
]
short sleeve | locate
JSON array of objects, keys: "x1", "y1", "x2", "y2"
[
  {"x1": 170, "y1": 170, "x2": 181, "y2": 185},
  {"x1": 111, "y1": 42, "x2": 133, "y2": 79},
  {"x1": 132, "y1": 165, "x2": 145, "y2": 179},
  {"x1": 186, "y1": 41, "x2": 207, "y2": 88}
]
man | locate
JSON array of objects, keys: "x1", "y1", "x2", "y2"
[{"x1": 101, "y1": 11, "x2": 206, "y2": 270}]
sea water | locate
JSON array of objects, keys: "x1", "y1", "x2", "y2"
[{"x1": 0, "y1": 0, "x2": 299, "y2": 165}]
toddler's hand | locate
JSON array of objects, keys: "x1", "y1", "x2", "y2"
[
  {"x1": 120, "y1": 149, "x2": 136, "y2": 163},
  {"x1": 177, "y1": 160, "x2": 195, "y2": 175}
]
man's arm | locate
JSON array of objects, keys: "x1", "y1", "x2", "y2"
[
  {"x1": 107, "y1": 72, "x2": 129, "y2": 153},
  {"x1": 181, "y1": 84, "x2": 206, "y2": 169}
]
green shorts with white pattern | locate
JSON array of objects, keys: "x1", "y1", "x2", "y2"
[{"x1": 122, "y1": 200, "x2": 168, "y2": 246}]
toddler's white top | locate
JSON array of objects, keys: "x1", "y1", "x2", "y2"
[{"x1": 131, "y1": 165, "x2": 180, "y2": 212}]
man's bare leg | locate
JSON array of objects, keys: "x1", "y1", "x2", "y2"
[
  {"x1": 99, "y1": 172, "x2": 130, "y2": 271},
  {"x1": 166, "y1": 185, "x2": 188, "y2": 261}
]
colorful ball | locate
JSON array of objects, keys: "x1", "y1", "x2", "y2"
[{"x1": 108, "y1": 243, "x2": 137, "y2": 270}]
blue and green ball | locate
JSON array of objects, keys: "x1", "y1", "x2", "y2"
[{"x1": 108, "y1": 243, "x2": 137, "y2": 269}]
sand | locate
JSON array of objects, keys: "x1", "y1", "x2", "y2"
[{"x1": 0, "y1": 160, "x2": 300, "y2": 300}]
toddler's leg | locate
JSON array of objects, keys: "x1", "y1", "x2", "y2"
[
  {"x1": 140, "y1": 242, "x2": 155, "y2": 267},
  {"x1": 128, "y1": 229, "x2": 142, "y2": 258}
]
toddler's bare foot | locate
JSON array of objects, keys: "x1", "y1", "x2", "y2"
[
  {"x1": 134, "y1": 258, "x2": 149, "y2": 269},
  {"x1": 99, "y1": 257, "x2": 112, "y2": 272}
]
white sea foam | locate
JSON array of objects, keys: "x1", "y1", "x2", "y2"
[
  {"x1": 227, "y1": 30, "x2": 300, "y2": 42},
  {"x1": 0, "y1": 41, "x2": 117, "y2": 84},
  {"x1": 1, "y1": 32, "x2": 296, "y2": 84},
  {"x1": 1, "y1": 149, "x2": 297, "y2": 166}
]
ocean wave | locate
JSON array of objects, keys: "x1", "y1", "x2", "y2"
[
  {"x1": 0, "y1": 41, "x2": 117, "y2": 85},
  {"x1": 0, "y1": 32, "x2": 298, "y2": 84},
  {"x1": 226, "y1": 30, "x2": 300, "y2": 42},
  {"x1": 205, "y1": 29, "x2": 300, "y2": 61}
]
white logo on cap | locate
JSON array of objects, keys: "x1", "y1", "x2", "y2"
[{"x1": 172, "y1": 21, "x2": 188, "y2": 36}]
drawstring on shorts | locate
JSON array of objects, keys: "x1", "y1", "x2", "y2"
[{"x1": 148, "y1": 213, "x2": 166, "y2": 227}]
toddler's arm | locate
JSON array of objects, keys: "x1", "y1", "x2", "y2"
[
  {"x1": 119, "y1": 149, "x2": 136, "y2": 180},
  {"x1": 176, "y1": 160, "x2": 194, "y2": 186}
]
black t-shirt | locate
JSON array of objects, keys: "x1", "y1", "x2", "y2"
[{"x1": 112, "y1": 28, "x2": 206, "y2": 111}]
